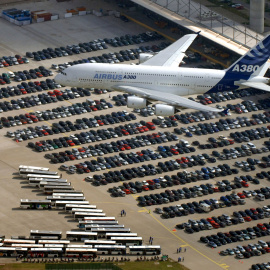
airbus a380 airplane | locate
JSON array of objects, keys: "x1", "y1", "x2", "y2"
[{"x1": 55, "y1": 33, "x2": 270, "y2": 115}]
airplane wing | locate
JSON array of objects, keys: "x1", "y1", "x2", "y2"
[
  {"x1": 140, "y1": 34, "x2": 198, "y2": 67},
  {"x1": 240, "y1": 82, "x2": 270, "y2": 92},
  {"x1": 112, "y1": 85, "x2": 223, "y2": 112}
]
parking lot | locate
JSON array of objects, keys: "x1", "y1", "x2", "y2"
[{"x1": 0, "y1": 0, "x2": 270, "y2": 269}]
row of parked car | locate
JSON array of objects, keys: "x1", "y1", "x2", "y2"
[
  {"x1": 0, "y1": 55, "x2": 29, "y2": 68},
  {"x1": 251, "y1": 261, "x2": 270, "y2": 270},
  {"x1": 27, "y1": 31, "x2": 164, "y2": 61},
  {"x1": 196, "y1": 88, "x2": 263, "y2": 105},
  {"x1": 200, "y1": 223, "x2": 270, "y2": 252},
  {"x1": 182, "y1": 204, "x2": 270, "y2": 235},
  {"x1": 154, "y1": 192, "x2": 246, "y2": 218},
  {"x1": 1, "y1": 98, "x2": 114, "y2": 130},
  {"x1": 0, "y1": 79, "x2": 61, "y2": 100},
  {"x1": 135, "y1": 177, "x2": 246, "y2": 206},
  {"x1": 21, "y1": 113, "x2": 138, "y2": 146},
  {"x1": 220, "y1": 238, "x2": 270, "y2": 259}
]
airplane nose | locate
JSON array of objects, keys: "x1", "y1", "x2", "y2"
[{"x1": 54, "y1": 73, "x2": 64, "y2": 85}]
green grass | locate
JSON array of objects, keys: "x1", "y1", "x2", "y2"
[
  {"x1": 120, "y1": 260, "x2": 188, "y2": 270},
  {"x1": 0, "y1": 261, "x2": 189, "y2": 270}
]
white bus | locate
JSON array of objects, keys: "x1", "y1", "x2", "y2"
[
  {"x1": 30, "y1": 230, "x2": 62, "y2": 240},
  {"x1": 71, "y1": 208, "x2": 103, "y2": 214},
  {"x1": 52, "y1": 193, "x2": 83, "y2": 197},
  {"x1": 47, "y1": 196, "x2": 85, "y2": 205},
  {"x1": 84, "y1": 217, "x2": 115, "y2": 222},
  {"x1": 129, "y1": 245, "x2": 161, "y2": 255},
  {"x1": 94, "y1": 245, "x2": 126, "y2": 255},
  {"x1": 90, "y1": 228, "x2": 130, "y2": 237},
  {"x1": 20, "y1": 169, "x2": 58, "y2": 178},
  {"x1": 29, "y1": 247, "x2": 63, "y2": 257},
  {"x1": 38, "y1": 240, "x2": 70, "y2": 245},
  {"x1": 26, "y1": 174, "x2": 60, "y2": 180},
  {"x1": 65, "y1": 248, "x2": 97, "y2": 258},
  {"x1": 52, "y1": 190, "x2": 81, "y2": 194},
  {"x1": 67, "y1": 245, "x2": 93, "y2": 248},
  {"x1": 85, "y1": 225, "x2": 124, "y2": 231},
  {"x1": 106, "y1": 233, "x2": 137, "y2": 239},
  {"x1": 11, "y1": 244, "x2": 43, "y2": 248},
  {"x1": 55, "y1": 201, "x2": 90, "y2": 210},
  {"x1": 20, "y1": 199, "x2": 52, "y2": 210},
  {"x1": 19, "y1": 165, "x2": 49, "y2": 171},
  {"x1": 78, "y1": 220, "x2": 118, "y2": 229},
  {"x1": 84, "y1": 240, "x2": 116, "y2": 245},
  {"x1": 74, "y1": 212, "x2": 106, "y2": 221},
  {"x1": 66, "y1": 231, "x2": 97, "y2": 241},
  {"x1": 4, "y1": 239, "x2": 36, "y2": 246},
  {"x1": 43, "y1": 186, "x2": 74, "y2": 194},
  {"x1": 29, "y1": 178, "x2": 67, "y2": 187},
  {"x1": 110, "y1": 237, "x2": 143, "y2": 246},
  {"x1": 65, "y1": 204, "x2": 97, "y2": 212},
  {"x1": 0, "y1": 247, "x2": 28, "y2": 257},
  {"x1": 44, "y1": 244, "x2": 64, "y2": 248}
]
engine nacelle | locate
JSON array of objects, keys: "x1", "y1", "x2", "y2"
[
  {"x1": 127, "y1": 96, "x2": 148, "y2": 109},
  {"x1": 139, "y1": 53, "x2": 154, "y2": 64},
  {"x1": 155, "y1": 104, "x2": 176, "y2": 116}
]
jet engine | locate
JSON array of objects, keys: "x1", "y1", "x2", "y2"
[
  {"x1": 155, "y1": 104, "x2": 176, "y2": 116},
  {"x1": 127, "y1": 96, "x2": 148, "y2": 108},
  {"x1": 139, "y1": 53, "x2": 154, "y2": 64}
]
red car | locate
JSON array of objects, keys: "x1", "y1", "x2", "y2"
[
  {"x1": 123, "y1": 144, "x2": 131, "y2": 150},
  {"x1": 118, "y1": 145, "x2": 125, "y2": 151},
  {"x1": 142, "y1": 185, "x2": 149, "y2": 191},
  {"x1": 137, "y1": 127, "x2": 144, "y2": 133},
  {"x1": 90, "y1": 106, "x2": 97, "y2": 111},
  {"x1": 68, "y1": 155, "x2": 76, "y2": 160},
  {"x1": 123, "y1": 189, "x2": 131, "y2": 194},
  {"x1": 97, "y1": 120, "x2": 104, "y2": 126},
  {"x1": 30, "y1": 115, "x2": 38, "y2": 122},
  {"x1": 36, "y1": 72, "x2": 43, "y2": 78},
  {"x1": 142, "y1": 126, "x2": 149, "y2": 132},
  {"x1": 257, "y1": 223, "x2": 267, "y2": 231},
  {"x1": 241, "y1": 181, "x2": 249, "y2": 187},
  {"x1": 54, "y1": 89, "x2": 62, "y2": 96},
  {"x1": 146, "y1": 122, "x2": 156, "y2": 130},
  {"x1": 121, "y1": 129, "x2": 129, "y2": 135},
  {"x1": 237, "y1": 192, "x2": 246, "y2": 199},
  {"x1": 244, "y1": 216, "x2": 252, "y2": 222},
  {"x1": 171, "y1": 148, "x2": 179, "y2": 155},
  {"x1": 67, "y1": 140, "x2": 75, "y2": 146},
  {"x1": 181, "y1": 157, "x2": 188, "y2": 163},
  {"x1": 48, "y1": 91, "x2": 56, "y2": 97}
]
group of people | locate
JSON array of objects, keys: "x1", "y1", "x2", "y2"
[
  {"x1": 177, "y1": 247, "x2": 187, "y2": 263},
  {"x1": 120, "y1": 209, "x2": 126, "y2": 217}
]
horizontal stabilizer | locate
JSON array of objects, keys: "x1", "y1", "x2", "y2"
[{"x1": 240, "y1": 82, "x2": 270, "y2": 92}]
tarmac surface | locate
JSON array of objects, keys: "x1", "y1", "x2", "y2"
[{"x1": 0, "y1": 1, "x2": 269, "y2": 270}]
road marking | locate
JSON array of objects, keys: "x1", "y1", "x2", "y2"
[{"x1": 138, "y1": 209, "x2": 147, "y2": 212}]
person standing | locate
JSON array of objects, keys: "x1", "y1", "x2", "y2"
[{"x1": 178, "y1": 257, "x2": 181, "y2": 262}]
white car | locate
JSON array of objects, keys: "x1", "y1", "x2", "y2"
[{"x1": 263, "y1": 206, "x2": 270, "y2": 212}]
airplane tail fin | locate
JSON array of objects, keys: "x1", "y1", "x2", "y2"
[
  {"x1": 223, "y1": 108, "x2": 230, "y2": 115},
  {"x1": 226, "y1": 35, "x2": 270, "y2": 77}
]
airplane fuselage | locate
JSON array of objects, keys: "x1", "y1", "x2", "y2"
[{"x1": 58, "y1": 63, "x2": 231, "y2": 95}]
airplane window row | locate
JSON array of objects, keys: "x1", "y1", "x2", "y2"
[
  {"x1": 95, "y1": 71, "x2": 116, "y2": 74},
  {"x1": 160, "y1": 83, "x2": 189, "y2": 87},
  {"x1": 184, "y1": 75, "x2": 203, "y2": 78}
]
